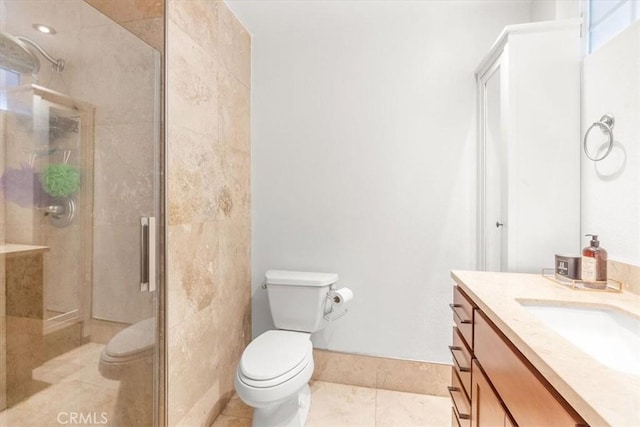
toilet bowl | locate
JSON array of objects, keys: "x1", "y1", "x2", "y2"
[
  {"x1": 99, "y1": 318, "x2": 155, "y2": 427},
  {"x1": 235, "y1": 330, "x2": 314, "y2": 426}
]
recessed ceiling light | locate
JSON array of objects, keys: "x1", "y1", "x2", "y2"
[{"x1": 33, "y1": 24, "x2": 56, "y2": 35}]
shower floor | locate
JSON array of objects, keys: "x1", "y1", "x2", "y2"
[
  {"x1": 0, "y1": 343, "x2": 119, "y2": 426},
  {"x1": 213, "y1": 381, "x2": 451, "y2": 427}
]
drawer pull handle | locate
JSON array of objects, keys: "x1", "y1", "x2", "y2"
[
  {"x1": 448, "y1": 386, "x2": 470, "y2": 420},
  {"x1": 448, "y1": 345, "x2": 470, "y2": 372},
  {"x1": 449, "y1": 303, "x2": 472, "y2": 324}
]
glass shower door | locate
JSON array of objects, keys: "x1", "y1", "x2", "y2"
[{"x1": 0, "y1": 1, "x2": 163, "y2": 425}]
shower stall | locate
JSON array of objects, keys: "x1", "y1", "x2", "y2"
[
  {"x1": 0, "y1": 0, "x2": 164, "y2": 425},
  {"x1": 1, "y1": 83, "x2": 95, "y2": 406}
]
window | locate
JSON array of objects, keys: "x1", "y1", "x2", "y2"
[
  {"x1": 589, "y1": 0, "x2": 640, "y2": 53},
  {"x1": 0, "y1": 68, "x2": 21, "y2": 111}
]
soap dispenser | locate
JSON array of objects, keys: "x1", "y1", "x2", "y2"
[{"x1": 581, "y1": 234, "x2": 607, "y2": 288}]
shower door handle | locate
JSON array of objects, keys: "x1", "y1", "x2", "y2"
[{"x1": 140, "y1": 217, "x2": 157, "y2": 292}]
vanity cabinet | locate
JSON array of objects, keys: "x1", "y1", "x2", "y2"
[{"x1": 449, "y1": 285, "x2": 587, "y2": 427}]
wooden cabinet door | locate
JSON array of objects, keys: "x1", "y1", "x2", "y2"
[
  {"x1": 471, "y1": 360, "x2": 507, "y2": 427},
  {"x1": 474, "y1": 311, "x2": 585, "y2": 426}
]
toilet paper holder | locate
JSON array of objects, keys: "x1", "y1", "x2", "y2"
[{"x1": 323, "y1": 288, "x2": 350, "y2": 321}]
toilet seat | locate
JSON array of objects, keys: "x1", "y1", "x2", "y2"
[
  {"x1": 238, "y1": 330, "x2": 312, "y2": 388},
  {"x1": 235, "y1": 330, "x2": 315, "y2": 408},
  {"x1": 101, "y1": 318, "x2": 155, "y2": 363}
]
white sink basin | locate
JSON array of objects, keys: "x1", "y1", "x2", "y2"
[{"x1": 519, "y1": 301, "x2": 640, "y2": 375}]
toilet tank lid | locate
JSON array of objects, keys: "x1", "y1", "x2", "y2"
[{"x1": 265, "y1": 270, "x2": 338, "y2": 287}]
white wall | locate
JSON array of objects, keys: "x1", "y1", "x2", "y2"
[
  {"x1": 229, "y1": 1, "x2": 531, "y2": 362},
  {"x1": 555, "y1": 0, "x2": 580, "y2": 20},
  {"x1": 581, "y1": 21, "x2": 640, "y2": 265},
  {"x1": 530, "y1": 0, "x2": 579, "y2": 22},
  {"x1": 530, "y1": 0, "x2": 556, "y2": 21}
]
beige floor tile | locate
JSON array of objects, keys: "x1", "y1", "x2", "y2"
[
  {"x1": 17, "y1": 379, "x2": 117, "y2": 421},
  {"x1": 212, "y1": 414, "x2": 253, "y2": 427},
  {"x1": 215, "y1": 382, "x2": 452, "y2": 427},
  {"x1": 221, "y1": 394, "x2": 253, "y2": 419},
  {"x1": 306, "y1": 381, "x2": 376, "y2": 427},
  {"x1": 32, "y1": 358, "x2": 86, "y2": 384},
  {"x1": 0, "y1": 406, "x2": 50, "y2": 427},
  {"x1": 31, "y1": 344, "x2": 119, "y2": 398},
  {"x1": 2, "y1": 343, "x2": 122, "y2": 426},
  {"x1": 63, "y1": 363, "x2": 121, "y2": 390},
  {"x1": 53, "y1": 342, "x2": 105, "y2": 366},
  {"x1": 375, "y1": 389, "x2": 451, "y2": 427}
]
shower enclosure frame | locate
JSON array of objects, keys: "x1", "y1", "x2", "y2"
[
  {"x1": 37, "y1": 85, "x2": 94, "y2": 337},
  {"x1": 157, "y1": 4, "x2": 168, "y2": 426}
]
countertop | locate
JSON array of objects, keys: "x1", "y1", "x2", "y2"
[
  {"x1": 451, "y1": 270, "x2": 640, "y2": 427},
  {"x1": 0, "y1": 243, "x2": 50, "y2": 256}
]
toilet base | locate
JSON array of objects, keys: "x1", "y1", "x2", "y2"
[
  {"x1": 252, "y1": 384, "x2": 311, "y2": 427},
  {"x1": 100, "y1": 355, "x2": 153, "y2": 426}
]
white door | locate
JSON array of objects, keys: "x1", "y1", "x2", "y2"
[{"x1": 482, "y1": 65, "x2": 507, "y2": 271}]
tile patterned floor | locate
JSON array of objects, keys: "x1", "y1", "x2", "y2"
[
  {"x1": 0, "y1": 343, "x2": 451, "y2": 427},
  {"x1": 213, "y1": 381, "x2": 451, "y2": 427},
  {"x1": 0, "y1": 343, "x2": 119, "y2": 427}
]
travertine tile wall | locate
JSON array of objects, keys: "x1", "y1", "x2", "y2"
[
  {"x1": 312, "y1": 349, "x2": 451, "y2": 397},
  {"x1": 166, "y1": 1, "x2": 251, "y2": 425},
  {"x1": 84, "y1": 0, "x2": 164, "y2": 52}
]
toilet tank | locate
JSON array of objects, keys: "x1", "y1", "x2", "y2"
[{"x1": 265, "y1": 270, "x2": 338, "y2": 332}]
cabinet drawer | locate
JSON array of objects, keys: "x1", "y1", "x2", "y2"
[
  {"x1": 450, "y1": 327, "x2": 472, "y2": 397},
  {"x1": 449, "y1": 370, "x2": 471, "y2": 427},
  {"x1": 451, "y1": 286, "x2": 475, "y2": 347},
  {"x1": 451, "y1": 407, "x2": 461, "y2": 427},
  {"x1": 474, "y1": 311, "x2": 586, "y2": 427}
]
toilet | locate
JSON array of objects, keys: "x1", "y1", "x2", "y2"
[
  {"x1": 99, "y1": 317, "x2": 155, "y2": 427},
  {"x1": 235, "y1": 270, "x2": 347, "y2": 427}
]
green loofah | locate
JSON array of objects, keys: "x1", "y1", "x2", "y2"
[{"x1": 40, "y1": 164, "x2": 80, "y2": 197}]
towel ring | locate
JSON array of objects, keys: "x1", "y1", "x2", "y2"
[{"x1": 584, "y1": 114, "x2": 615, "y2": 161}]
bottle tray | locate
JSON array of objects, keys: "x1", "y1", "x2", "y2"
[{"x1": 541, "y1": 268, "x2": 623, "y2": 293}]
